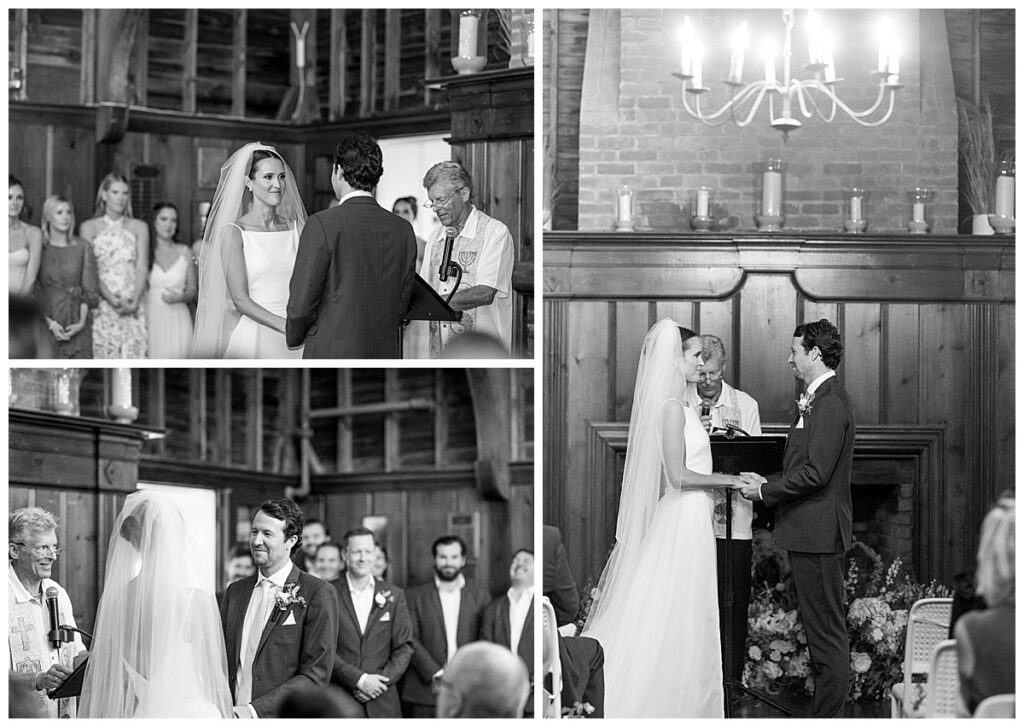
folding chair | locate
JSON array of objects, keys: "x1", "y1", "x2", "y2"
[
  {"x1": 974, "y1": 694, "x2": 1015, "y2": 718},
  {"x1": 542, "y1": 596, "x2": 562, "y2": 719},
  {"x1": 923, "y1": 639, "x2": 959, "y2": 717},
  {"x1": 890, "y1": 597, "x2": 953, "y2": 717}
]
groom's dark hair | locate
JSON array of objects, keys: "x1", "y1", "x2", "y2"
[
  {"x1": 334, "y1": 133, "x2": 383, "y2": 191},
  {"x1": 257, "y1": 498, "x2": 304, "y2": 551},
  {"x1": 794, "y1": 319, "x2": 843, "y2": 369}
]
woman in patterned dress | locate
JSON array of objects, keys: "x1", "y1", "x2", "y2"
[{"x1": 79, "y1": 173, "x2": 149, "y2": 358}]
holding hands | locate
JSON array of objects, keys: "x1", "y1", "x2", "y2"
[{"x1": 738, "y1": 471, "x2": 767, "y2": 501}]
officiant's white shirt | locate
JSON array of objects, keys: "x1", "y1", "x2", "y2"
[{"x1": 238, "y1": 561, "x2": 292, "y2": 718}]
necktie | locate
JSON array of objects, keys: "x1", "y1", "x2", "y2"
[{"x1": 236, "y1": 580, "x2": 274, "y2": 705}]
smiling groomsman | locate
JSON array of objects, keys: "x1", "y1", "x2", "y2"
[{"x1": 330, "y1": 527, "x2": 413, "y2": 718}]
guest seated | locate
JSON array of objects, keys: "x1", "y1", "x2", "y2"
[
  {"x1": 435, "y1": 642, "x2": 530, "y2": 718},
  {"x1": 955, "y1": 495, "x2": 1015, "y2": 716},
  {"x1": 542, "y1": 525, "x2": 605, "y2": 718},
  {"x1": 480, "y1": 549, "x2": 535, "y2": 715},
  {"x1": 9, "y1": 293, "x2": 51, "y2": 359}
]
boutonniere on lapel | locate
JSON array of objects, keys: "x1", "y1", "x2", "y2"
[
  {"x1": 796, "y1": 392, "x2": 816, "y2": 417},
  {"x1": 274, "y1": 583, "x2": 307, "y2": 611},
  {"x1": 374, "y1": 590, "x2": 394, "y2": 611}
]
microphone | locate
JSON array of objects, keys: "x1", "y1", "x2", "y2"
[
  {"x1": 438, "y1": 228, "x2": 457, "y2": 282},
  {"x1": 45, "y1": 587, "x2": 63, "y2": 650},
  {"x1": 700, "y1": 400, "x2": 712, "y2": 419}
]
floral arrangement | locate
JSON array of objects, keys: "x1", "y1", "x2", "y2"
[
  {"x1": 562, "y1": 701, "x2": 596, "y2": 718},
  {"x1": 744, "y1": 538, "x2": 951, "y2": 702},
  {"x1": 796, "y1": 392, "x2": 816, "y2": 417},
  {"x1": 273, "y1": 582, "x2": 307, "y2": 611},
  {"x1": 374, "y1": 590, "x2": 394, "y2": 610}
]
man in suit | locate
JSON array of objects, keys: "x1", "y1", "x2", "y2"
[
  {"x1": 221, "y1": 499, "x2": 340, "y2": 718},
  {"x1": 741, "y1": 319, "x2": 855, "y2": 718},
  {"x1": 286, "y1": 133, "x2": 417, "y2": 358},
  {"x1": 291, "y1": 519, "x2": 329, "y2": 574},
  {"x1": 542, "y1": 525, "x2": 605, "y2": 718},
  {"x1": 399, "y1": 535, "x2": 489, "y2": 718},
  {"x1": 480, "y1": 549, "x2": 534, "y2": 716},
  {"x1": 330, "y1": 527, "x2": 413, "y2": 718}
]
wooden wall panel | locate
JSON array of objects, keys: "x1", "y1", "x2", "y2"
[{"x1": 543, "y1": 233, "x2": 1014, "y2": 586}]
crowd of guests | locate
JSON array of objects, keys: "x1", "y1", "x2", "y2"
[
  {"x1": 10, "y1": 136, "x2": 515, "y2": 360},
  {"x1": 9, "y1": 501, "x2": 532, "y2": 719}
]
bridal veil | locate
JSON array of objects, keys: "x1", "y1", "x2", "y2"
[
  {"x1": 192, "y1": 142, "x2": 307, "y2": 357},
  {"x1": 78, "y1": 490, "x2": 232, "y2": 717},
  {"x1": 583, "y1": 317, "x2": 684, "y2": 633}
]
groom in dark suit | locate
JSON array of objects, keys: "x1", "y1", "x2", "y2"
[
  {"x1": 741, "y1": 319, "x2": 854, "y2": 718},
  {"x1": 330, "y1": 527, "x2": 413, "y2": 718},
  {"x1": 286, "y1": 133, "x2": 418, "y2": 358},
  {"x1": 480, "y1": 549, "x2": 535, "y2": 716},
  {"x1": 221, "y1": 499, "x2": 340, "y2": 718}
]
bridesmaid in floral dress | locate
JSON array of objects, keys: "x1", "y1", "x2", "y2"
[{"x1": 79, "y1": 173, "x2": 149, "y2": 358}]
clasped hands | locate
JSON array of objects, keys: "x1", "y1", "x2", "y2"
[
  {"x1": 354, "y1": 673, "x2": 390, "y2": 703},
  {"x1": 730, "y1": 472, "x2": 766, "y2": 502}
]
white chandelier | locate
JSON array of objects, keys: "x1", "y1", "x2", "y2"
[{"x1": 673, "y1": 9, "x2": 902, "y2": 140}]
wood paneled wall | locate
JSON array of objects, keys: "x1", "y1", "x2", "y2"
[{"x1": 543, "y1": 232, "x2": 1014, "y2": 588}]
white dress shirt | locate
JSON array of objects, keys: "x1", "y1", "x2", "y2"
[
  {"x1": 237, "y1": 561, "x2": 292, "y2": 717},
  {"x1": 507, "y1": 586, "x2": 534, "y2": 653},
  {"x1": 347, "y1": 573, "x2": 375, "y2": 635},
  {"x1": 435, "y1": 574, "x2": 466, "y2": 667},
  {"x1": 339, "y1": 190, "x2": 373, "y2": 205}
]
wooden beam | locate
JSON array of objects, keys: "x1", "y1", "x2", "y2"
[
  {"x1": 183, "y1": 9, "x2": 198, "y2": 113},
  {"x1": 96, "y1": 10, "x2": 142, "y2": 104},
  {"x1": 337, "y1": 371, "x2": 353, "y2": 472},
  {"x1": 191, "y1": 369, "x2": 206, "y2": 461},
  {"x1": 360, "y1": 10, "x2": 375, "y2": 116},
  {"x1": 970, "y1": 9, "x2": 982, "y2": 106},
  {"x1": 232, "y1": 10, "x2": 247, "y2": 117},
  {"x1": 383, "y1": 10, "x2": 401, "y2": 111},
  {"x1": 329, "y1": 10, "x2": 347, "y2": 120},
  {"x1": 11, "y1": 9, "x2": 28, "y2": 102},
  {"x1": 134, "y1": 11, "x2": 148, "y2": 106},
  {"x1": 80, "y1": 10, "x2": 96, "y2": 105},
  {"x1": 147, "y1": 369, "x2": 165, "y2": 457},
  {"x1": 424, "y1": 10, "x2": 441, "y2": 107},
  {"x1": 384, "y1": 371, "x2": 401, "y2": 473},
  {"x1": 310, "y1": 400, "x2": 434, "y2": 419},
  {"x1": 434, "y1": 370, "x2": 447, "y2": 467},
  {"x1": 215, "y1": 370, "x2": 231, "y2": 465},
  {"x1": 248, "y1": 371, "x2": 263, "y2": 471}
]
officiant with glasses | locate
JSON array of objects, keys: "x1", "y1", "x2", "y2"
[
  {"x1": 419, "y1": 161, "x2": 514, "y2": 358},
  {"x1": 8, "y1": 507, "x2": 87, "y2": 718},
  {"x1": 684, "y1": 334, "x2": 762, "y2": 689}
]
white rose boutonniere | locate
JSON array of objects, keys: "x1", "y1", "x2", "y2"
[
  {"x1": 274, "y1": 582, "x2": 308, "y2": 611},
  {"x1": 374, "y1": 590, "x2": 394, "y2": 610},
  {"x1": 796, "y1": 392, "x2": 815, "y2": 417}
]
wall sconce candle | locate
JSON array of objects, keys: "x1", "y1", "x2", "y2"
[{"x1": 616, "y1": 186, "x2": 636, "y2": 231}]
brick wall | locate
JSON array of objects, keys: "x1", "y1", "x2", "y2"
[{"x1": 577, "y1": 9, "x2": 959, "y2": 233}]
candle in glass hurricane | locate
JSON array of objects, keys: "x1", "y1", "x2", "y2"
[
  {"x1": 906, "y1": 188, "x2": 931, "y2": 234},
  {"x1": 843, "y1": 189, "x2": 868, "y2": 233},
  {"x1": 989, "y1": 159, "x2": 1015, "y2": 234},
  {"x1": 755, "y1": 159, "x2": 785, "y2": 232},
  {"x1": 615, "y1": 186, "x2": 636, "y2": 231}
]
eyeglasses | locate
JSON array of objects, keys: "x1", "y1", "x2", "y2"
[
  {"x1": 423, "y1": 187, "x2": 465, "y2": 211},
  {"x1": 12, "y1": 543, "x2": 64, "y2": 558},
  {"x1": 699, "y1": 370, "x2": 724, "y2": 382}
]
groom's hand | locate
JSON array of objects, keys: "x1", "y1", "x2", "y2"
[
  {"x1": 738, "y1": 472, "x2": 766, "y2": 501},
  {"x1": 358, "y1": 673, "x2": 390, "y2": 699}
]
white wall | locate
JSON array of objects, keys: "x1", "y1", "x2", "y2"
[{"x1": 376, "y1": 133, "x2": 451, "y2": 244}]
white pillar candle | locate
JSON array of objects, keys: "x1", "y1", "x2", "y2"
[
  {"x1": 112, "y1": 368, "x2": 132, "y2": 410},
  {"x1": 56, "y1": 373, "x2": 71, "y2": 406},
  {"x1": 728, "y1": 22, "x2": 747, "y2": 84},
  {"x1": 912, "y1": 202, "x2": 925, "y2": 222},
  {"x1": 995, "y1": 175, "x2": 1014, "y2": 218},
  {"x1": 822, "y1": 40, "x2": 835, "y2": 82},
  {"x1": 618, "y1": 192, "x2": 632, "y2": 223},
  {"x1": 763, "y1": 41, "x2": 776, "y2": 86},
  {"x1": 526, "y1": 28, "x2": 535, "y2": 59},
  {"x1": 697, "y1": 189, "x2": 710, "y2": 217},
  {"x1": 763, "y1": 171, "x2": 782, "y2": 216},
  {"x1": 806, "y1": 10, "x2": 819, "y2": 65},
  {"x1": 296, "y1": 36, "x2": 305, "y2": 69},
  {"x1": 680, "y1": 17, "x2": 695, "y2": 76},
  {"x1": 692, "y1": 41, "x2": 703, "y2": 88},
  {"x1": 850, "y1": 196, "x2": 862, "y2": 222},
  {"x1": 458, "y1": 14, "x2": 479, "y2": 58}
]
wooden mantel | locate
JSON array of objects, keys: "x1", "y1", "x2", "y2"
[
  {"x1": 543, "y1": 230, "x2": 1015, "y2": 586},
  {"x1": 543, "y1": 232, "x2": 1014, "y2": 302}
]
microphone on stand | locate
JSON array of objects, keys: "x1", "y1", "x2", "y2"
[
  {"x1": 438, "y1": 228, "x2": 457, "y2": 282},
  {"x1": 45, "y1": 587, "x2": 64, "y2": 650}
]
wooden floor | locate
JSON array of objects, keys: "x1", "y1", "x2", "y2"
[{"x1": 729, "y1": 689, "x2": 888, "y2": 719}]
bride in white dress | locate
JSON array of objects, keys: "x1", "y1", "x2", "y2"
[
  {"x1": 582, "y1": 318, "x2": 762, "y2": 717},
  {"x1": 79, "y1": 491, "x2": 232, "y2": 717},
  {"x1": 192, "y1": 142, "x2": 306, "y2": 358}
]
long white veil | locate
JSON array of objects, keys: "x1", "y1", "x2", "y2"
[
  {"x1": 78, "y1": 490, "x2": 232, "y2": 717},
  {"x1": 583, "y1": 317, "x2": 683, "y2": 634},
  {"x1": 192, "y1": 142, "x2": 308, "y2": 358}
]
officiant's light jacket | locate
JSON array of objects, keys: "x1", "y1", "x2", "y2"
[
  {"x1": 220, "y1": 565, "x2": 340, "y2": 718},
  {"x1": 330, "y1": 577, "x2": 413, "y2": 718},
  {"x1": 761, "y1": 376, "x2": 855, "y2": 553},
  {"x1": 399, "y1": 578, "x2": 489, "y2": 707}
]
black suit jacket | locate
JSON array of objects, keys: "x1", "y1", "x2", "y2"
[
  {"x1": 762, "y1": 376, "x2": 855, "y2": 553},
  {"x1": 286, "y1": 195, "x2": 417, "y2": 358},
  {"x1": 399, "y1": 579, "x2": 489, "y2": 707},
  {"x1": 542, "y1": 525, "x2": 579, "y2": 627},
  {"x1": 330, "y1": 578, "x2": 413, "y2": 718},
  {"x1": 220, "y1": 565, "x2": 340, "y2": 717},
  {"x1": 480, "y1": 593, "x2": 534, "y2": 672}
]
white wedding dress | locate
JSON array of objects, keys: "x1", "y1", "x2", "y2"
[
  {"x1": 585, "y1": 400, "x2": 725, "y2": 717},
  {"x1": 223, "y1": 222, "x2": 302, "y2": 359}
]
